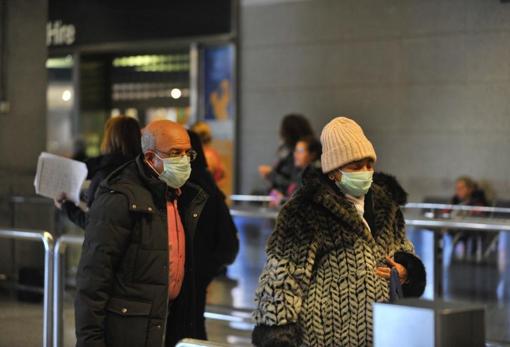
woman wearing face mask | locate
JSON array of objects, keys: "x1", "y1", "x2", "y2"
[{"x1": 252, "y1": 116, "x2": 426, "y2": 347}]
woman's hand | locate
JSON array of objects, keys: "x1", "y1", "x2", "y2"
[
  {"x1": 258, "y1": 165, "x2": 272, "y2": 178},
  {"x1": 269, "y1": 189, "x2": 284, "y2": 208},
  {"x1": 375, "y1": 256, "x2": 408, "y2": 284},
  {"x1": 54, "y1": 192, "x2": 68, "y2": 209}
]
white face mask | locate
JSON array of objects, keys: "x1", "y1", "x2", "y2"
[
  {"x1": 335, "y1": 170, "x2": 374, "y2": 197},
  {"x1": 152, "y1": 153, "x2": 191, "y2": 189}
]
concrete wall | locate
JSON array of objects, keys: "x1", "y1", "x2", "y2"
[
  {"x1": 239, "y1": 0, "x2": 510, "y2": 202},
  {"x1": 0, "y1": 0, "x2": 49, "y2": 273}
]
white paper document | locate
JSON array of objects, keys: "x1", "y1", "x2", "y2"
[{"x1": 34, "y1": 152, "x2": 88, "y2": 204}]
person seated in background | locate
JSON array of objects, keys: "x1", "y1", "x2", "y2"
[
  {"x1": 55, "y1": 116, "x2": 142, "y2": 229},
  {"x1": 191, "y1": 121, "x2": 225, "y2": 183},
  {"x1": 451, "y1": 176, "x2": 488, "y2": 214},
  {"x1": 269, "y1": 135, "x2": 322, "y2": 206},
  {"x1": 450, "y1": 176, "x2": 490, "y2": 261},
  {"x1": 258, "y1": 113, "x2": 314, "y2": 195}
]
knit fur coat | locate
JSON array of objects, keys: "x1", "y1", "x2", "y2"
[{"x1": 252, "y1": 168, "x2": 426, "y2": 347}]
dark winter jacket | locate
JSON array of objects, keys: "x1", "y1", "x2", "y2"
[
  {"x1": 186, "y1": 131, "x2": 239, "y2": 339},
  {"x1": 252, "y1": 168, "x2": 426, "y2": 347},
  {"x1": 451, "y1": 189, "x2": 487, "y2": 207},
  {"x1": 267, "y1": 146, "x2": 296, "y2": 194},
  {"x1": 75, "y1": 155, "x2": 208, "y2": 347},
  {"x1": 62, "y1": 153, "x2": 133, "y2": 229}
]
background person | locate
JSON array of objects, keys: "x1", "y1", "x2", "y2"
[
  {"x1": 451, "y1": 176, "x2": 488, "y2": 212},
  {"x1": 269, "y1": 135, "x2": 322, "y2": 206},
  {"x1": 55, "y1": 116, "x2": 141, "y2": 229},
  {"x1": 191, "y1": 121, "x2": 225, "y2": 183},
  {"x1": 258, "y1": 113, "x2": 314, "y2": 194},
  {"x1": 450, "y1": 176, "x2": 490, "y2": 261},
  {"x1": 186, "y1": 130, "x2": 239, "y2": 339}
]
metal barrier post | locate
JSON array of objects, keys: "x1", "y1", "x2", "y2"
[
  {"x1": 53, "y1": 234, "x2": 84, "y2": 347},
  {"x1": 0, "y1": 229, "x2": 54, "y2": 347},
  {"x1": 433, "y1": 229, "x2": 445, "y2": 298}
]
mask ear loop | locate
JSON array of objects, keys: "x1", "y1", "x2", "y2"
[{"x1": 144, "y1": 151, "x2": 162, "y2": 176}]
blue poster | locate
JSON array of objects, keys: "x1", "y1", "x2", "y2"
[{"x1": 204, "y1": 44, "x2": 234, "y2": 121}]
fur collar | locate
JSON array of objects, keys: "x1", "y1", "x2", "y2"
[{"x1": 297, "y1": 167, "x2": 400, "y2": 244}]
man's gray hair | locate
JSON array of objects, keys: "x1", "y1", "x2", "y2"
[{"x1": 141, "y1": 129, "x2": 156, "y2": 153}]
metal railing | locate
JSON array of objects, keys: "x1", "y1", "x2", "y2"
[
  {"x1": 229, "y1": 206, "x2": 279, "y2": 219},
  {"x1": 5, "y1": 200, "x2": 510, "y2": 347},
  {"x1": 53, "y1": 234, "x2": 84, "y2": 347},
  {"x1": 404, "y1": 202, "x2": 510, "y2": 215},
  {"x1": 176, "y1": 339, "x2": 230, "y2": 347},
  {"x1": 228, "y1": 198, "x2": 510, "y2": 219},
  {"x1": 0, "y1": 228, "x2": 54, "y2": 347},
  {"x1": 51, "y1": 236, "x2": 254, "y2": 347},
  {"x1": 228, "y1": 199, "x2": 510, "y2": 298},
  {"x1": 230, "y1": 195, "x2": 273, "y2": 203}
]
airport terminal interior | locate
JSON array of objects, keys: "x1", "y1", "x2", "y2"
[{"x1": 2, "y1": 1, "x2": 510, "y2": 346}]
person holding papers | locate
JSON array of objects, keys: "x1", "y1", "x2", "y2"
[{"x1": 55, "y1": 116, "x2": 141, "y2": 229}]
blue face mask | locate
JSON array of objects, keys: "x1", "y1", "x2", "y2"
[
  {"x1": 154, "y1": 153, "x2": 191, "y2": 189},
  {"x1": 335, "y1": 170, "x2": 374, "y2": 197}
]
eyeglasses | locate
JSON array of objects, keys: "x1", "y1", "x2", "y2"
[{"x1": 155, "y1": 149, "x2": 197, "y2": 162}]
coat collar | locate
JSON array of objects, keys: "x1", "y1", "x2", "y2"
[
  {"x1": 299, "y1": 167, "x2": 399, "y2": 243},
  {"x1": 300, "y1": 167, "x2": 365, "y2": 234}
]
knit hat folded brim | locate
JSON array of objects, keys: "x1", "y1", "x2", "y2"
[{"x1": 320, "y1": 116, "x2": 377, "y2": 173}]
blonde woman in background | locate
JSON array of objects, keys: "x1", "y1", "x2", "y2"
[{"x1": 192, "y1": 121, "x2": 225, "y2": 183}]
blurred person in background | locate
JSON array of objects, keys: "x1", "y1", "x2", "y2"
[
  {"x1": 269, "y1": 135, "x2": 322, "y2": 206},
  {"x1": 452, "y1": 176, "x2": 488, "y2": 210},
  {"x1": 186, "y1": 130, "x2": 239, "y2": 339},
  {"x1": 191, "y1": 121, "x2": 225, "y2": 183},
  {"x1": 55, "y1": 116, "x2": 142, "y2": 229},
  {"x1": 450, "y1": 176, "x2": 490, "y2": 261},
  {"x1": 287, "y1": 135, "x2": 322, "y2": 196},
  {"x1": 252, "y1": 116, "x2": 425, "y2": 347},
  {"x1": 258, "y1": 114, "x2": 314, "y2": 195},
  {"x1": 72, "y1": 137, "x2": 88, "y2": 162}
]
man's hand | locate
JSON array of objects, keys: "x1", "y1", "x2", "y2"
[
  {"x1": 54, "y1": 192, "x2": 68, "y2": 209},
  {"x1": 375, "y1": 256, "x2": 408, "y2": 284}
]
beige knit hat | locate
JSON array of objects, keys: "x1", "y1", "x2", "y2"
[{"x1": 320, "y1": 116, "x2": 377, "y2": 173}]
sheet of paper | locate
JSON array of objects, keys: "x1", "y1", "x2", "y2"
[{"x1": 34, "y1": 152, "x2": 88, "y2": 204}]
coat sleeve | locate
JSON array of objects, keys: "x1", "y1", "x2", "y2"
[
  {"x1": 266, "y1": 155, "x2": 295, "y2": 193},
  {"x1": 203, "y1": 196, "x2": 239, "y2": 281},
  {"x1": 252, "y1": 203, "x2": 318, "y2": 347},
  {"x1": 61, "y1": 201, "x2": 88, "y2": 230},
  {"x1": 392, "y1": 208, "x2": 426, "y2": 298},
  {"x1": 74, "y1": 191, "x2": 133, "y2": 347}
]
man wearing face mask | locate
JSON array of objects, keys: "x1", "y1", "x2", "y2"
[
  {"x1": 252, "y1": 116, "x2": 426, "y2": 347},
  {"x1": 75, "y1": 120, "x2": 209, "y2": 347}
]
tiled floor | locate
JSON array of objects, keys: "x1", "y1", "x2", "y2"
[{"x1": 2, "y1": 216, "x2": 510, "y2": 346}]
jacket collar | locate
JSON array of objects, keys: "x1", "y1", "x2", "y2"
[{"x1": 100, "y1": 155, "x2": 195, "y2": 214}]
